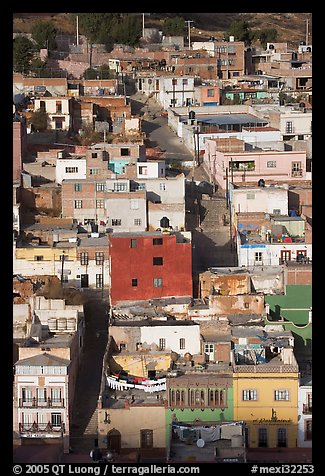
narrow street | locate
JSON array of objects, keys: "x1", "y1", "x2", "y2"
[{"x1": 69, "y1": 292, "x2": 109, "y2": 455}]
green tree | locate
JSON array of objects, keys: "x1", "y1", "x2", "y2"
[
  {"x1": 257, "y1": 28, "x2": 278, "y2": 49},
  {"x1": 83, "y1": 68, "x2": 97, "y2": 80},
  {"x1": 227, "y1": 19, "x2": 254, "y2": 46},
  {"x1": 115, "y1": 14, "x2": 142, "y2": 46},
  {"x1": 31, "y1": 21, "x2": 57, "y2": 50},
  {"x1": 30, "y1": 109, "x2": 49, "y2": 132},
  {"x1": 13, "y1": 36, "x2": 34, "y2": 73},
  {"x1": 163, "y1": 16, "x2": 185, "y2": 35},
  {"x1": 29, "y1": 58, "x2": 47, "y2": 77}
]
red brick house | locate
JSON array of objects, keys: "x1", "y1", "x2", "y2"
[{"x1": 109, "y1": 231, "x2": 193, "y2": 305}]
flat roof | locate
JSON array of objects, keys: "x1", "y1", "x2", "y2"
[
  {"x1": 180, "y1": 113, "x2": 268, "y2": 126},
  {"x1": 111, "y1": 319, "x2": 198, "y2": 327}
]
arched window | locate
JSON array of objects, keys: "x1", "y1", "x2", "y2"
[
  {"x1": 170, "y1": 389, "x2": 175, "y2": 406},
  {"x1": 195, "y1": 390, "x2": 200, "y2": 405},
  {"x1": 215, "y1": 390, "x2": 219, "y2": 405},
  {"x1": 201, "y1": 390, "x2": 205, "y2": 405},
  {"x1": 176, "y1": 390, "x2": 180, "y2": 404},
  {"x1": 180, "y1": 390, "x2": 185, "y2": 404}
]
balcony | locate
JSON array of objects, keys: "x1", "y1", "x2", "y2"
[
  {"x1": 19, "y1": 422, "x2": 65, "y2": 434},
  {"x1": 291, "y1": 169, "x2": 303, "y2": 177},
  {"x1": 19, "y1": 397, "x2": 65, "y2": 408},
  {"x1": 302, "y1": 404, "x2": 312, "y2": 414}
]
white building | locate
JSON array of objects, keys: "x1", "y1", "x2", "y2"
[
  {"x1": 158, "y1": 76, "x2": 195, "y2": 110},
  {"x1": 137, "y1": 161, "x2": 166, "y2": 179},
  {"x1": 231, "y1": 185, "x2": 289, "y2": 215},
  {"x1": 34, "y1": 97, "x2": 72, "y2": 131},
  {"x1": 56, "y1": 158, "x2": 87, "y2": 184},
  {"x1": 297, "y1": 379, "x2": 312, "y2": 447}
]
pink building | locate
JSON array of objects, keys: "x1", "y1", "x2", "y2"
[
  {"x1": 203, "y1": 140, "x2": 308, "y2": 190},
  {"x1": 13, "y1": 118, "x2": 27, "y2": 182}
]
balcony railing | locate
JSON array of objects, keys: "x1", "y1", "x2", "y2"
[
  {"x1": 19, "y1": 422, "x2": 65, "y2": 434},
  {"x1": 302, "y1": 404, "x2": 312, "y2": 414},
  {"x1": 291, "y1": 169, "x2": 303, "y2": 177},
  {"x1": 19, "y1": 397, "x2": 65, "y2": 408}
]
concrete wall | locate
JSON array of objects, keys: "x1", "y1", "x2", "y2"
[
  {"x1": 97, "y1": 405, "x2": 166, "y2": 450},
  {"x1": 56, "y1": 159, "x2": 87, "y2": 184},
  {"x1": 232, "y1": 187, "x2": 288, "y2": 214}
]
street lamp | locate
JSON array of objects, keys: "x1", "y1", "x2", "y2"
[{"x1": 60, "y1": 250, "x2": 65, "y2": 286}]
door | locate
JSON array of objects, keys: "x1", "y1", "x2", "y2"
[
  {"x1": 280, "y1": 250, "x2": 291, "y2": 264},
  {"x1": 80, "y1": 274, "x2": 89, "y2": 288},
  {"x1": 204, "y1": 343, "x2": 214, "y2": 362},
  {"x1": 108, "y1": 429, "x2": 121, "y2": 453}
]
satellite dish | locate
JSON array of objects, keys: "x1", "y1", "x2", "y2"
[{"x1": 197, "y1": 438, "x2": 205, "y2": 448}]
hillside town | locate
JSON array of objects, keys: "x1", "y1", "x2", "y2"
[{"x1": 13, "y1": 13, "x2": 312, "y2": 465}]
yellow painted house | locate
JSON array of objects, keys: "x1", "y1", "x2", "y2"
[{"x1": 233, "y1": 349, "x2": 299, "y2": 448}]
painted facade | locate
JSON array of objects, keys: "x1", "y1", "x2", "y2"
[{"x1": 109, "y1": 231, "x2": 193, "y2": 304}]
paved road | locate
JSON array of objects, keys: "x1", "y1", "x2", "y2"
[{"x1": 130, "y1": 91, "x2": 193, "y2": 162}]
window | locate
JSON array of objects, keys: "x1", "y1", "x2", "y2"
[
  {"x1": 131, "y1": 239, "x2": 137, "y2": 248},
  {"x1": 285, "y1": 121, "x2": 293, "y2": 133},
  {"x1": 80, "y1": 252, "x2": 89, "y2": 265},
  {"x1": 244, "y1": 302, "x2": 250, "y2": 309},
  {"x1": 139, "y1": 166, "x2": 148, "y2": 175},
  {"x1": 90, "y1": 168, "x2": 100, "y2": 175},
  {"x1": 204, "y1": 344, "x2": 214, "y2": 353},
  {"x1": 160, "y1": 183, "x2": 166, "y2": 191},
  {"x1": 134, "y1": 218, "x2": 142, "y2": 226},
  {"x1": 74, "y1": 183, "x2": 82, "y2": 192},
  {"x1": 65, "y1": 167, "x2": 78, "y2": 173},
  {"x1": 258, "y1": 428, "x2": 268, "y2": 447},
  {"x1": 130, "y1": 199, "x2": 139, "y2": 210},
  {"x1": 51, "y1": 413, "x2": 62, "y2": 427},
  {"x1": 137, "y1": 183, "x2": 146, "y2": 190},
  {"x1": 292, "y1": 161, "x2": 302, "y2": 176},
  {"x1": 179, "y1": 338, "x2": 185, "y2": 350},
  {"x1": 273, "y1": 209, "x2": 281, "y2": 215},
  {"x1": 247, "y1": 193, "x2": 255, "y2": 200},
  {"x1": 274, "y1": 390, "x2": 289, "y2": 401},
  {"x1": 305, "y1": 420, "x2": 312, "y2": 441},
  {"x1": 74, "y1": 200, "x2": 83, "y2": 209},
  {"x1": 121, "y1": 148, "x2": 130, "y2": 156},
  {"x1": 22, "y1": 387, "x2": 33, "y2": 403},
  {"x1": 62, "y1": 275, "x2": 68, "y2": 283},
  {"x1": 277, "y1": 428, "x2": 287, "y2": 447},
  {"x1": 159, "y1": 338, "x2": 166, "y2": 350},
  {"x1": 153, "y1": 238, "x2": 163, "y2": 245},
  {"x1": 153, "y1": 257, "x2": 163, "y2": 266},
  {"x1": 267, "y1": 161, "x2": 277, "y2": 168},
  {"x1": 140, "y1": 429, "x2": 153, "y2": 448},
  {"x1": 51, "y1": 388, "x2": 62, "y2": 403},
  {"x1": 96, "y1": 274, "x2": 103, "y2": 288},
  {"x1": 172, "y1": 78, "x2": 177, "y2": 86},
  {"x1": 132, "y1": 278, "x2": 138, "y2": 287},
  {"x1": 34, "y1": 255, "x2": 44, "y2": 261},
  {"x1": 95, "y1": 252, "x2": 104, "y2": 265},
  {"x1": 298, "y1": 135, "x2": 304, "y2": 140},
  {"x1": 153, "y1": 277, "x2": 163, "y2": 288},
  {"x1": 96, "y1": 183, "x2": 106, "y2": 191},
  {"x1": 56, "y1": 101, "x2": 62, "y2": 113},
  {"x1": 207, "y1": 89, "x2": 215, "y2": 97},
  {"x1": 96, "y1": 200, "x2": 105, "y2": 209},
  {"x1": 255, "y1": 252, "x2": 263, "y2": 262},
  {"x1": 113, "y1": 182, "x2": 127, "y2": 191},
  {"x1": 112, "y1": 219, "x2": 121, "y2": 226},
  {"x1": 182, "y1": 79, "x2": 188, "y2": 85},
  {"x1": 92, "y1": 152, "x2": 98, "y2": 158},
  {"x1": 243, "y1": 390, "x2": 257, "y2": 401}
]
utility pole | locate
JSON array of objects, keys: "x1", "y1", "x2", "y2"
[
  {"x1": 185, "y1": 20, "x2": 194, "y2": 49},
  {"x1": 76, "y1": 15, "x2": 79, "y2": 46},
  {"x1": 60, "y1": 251, "x2": 65, "y2": 286},
  {"x1": 305, "y1": 19, "x2": 309, "y2": 45}
]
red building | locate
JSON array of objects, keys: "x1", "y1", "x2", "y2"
[{"x1": 109, "y1": 231, "x2": 193, "y2": 304}]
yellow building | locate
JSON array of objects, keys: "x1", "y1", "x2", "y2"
[{"x1": 233, "y1": 349, "x2": 299, "y2": 448}]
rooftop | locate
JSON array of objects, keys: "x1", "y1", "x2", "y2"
[{"x1": 15, "y1": 352, "x2": 70, "y2": 367}]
